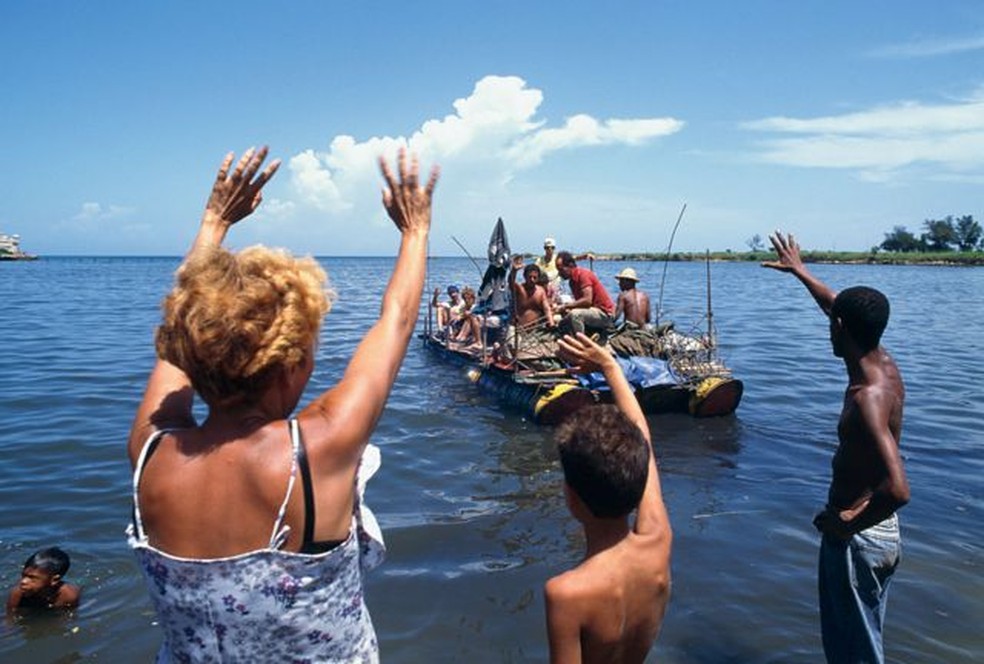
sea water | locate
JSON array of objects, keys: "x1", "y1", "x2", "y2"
[{"x1": 1, "y1": 257, "x2": 981, "y2": 662}]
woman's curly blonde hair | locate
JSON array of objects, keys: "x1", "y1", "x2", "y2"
[{"x1": 155, "y1": 245, "x2": 333, "y2": 407}]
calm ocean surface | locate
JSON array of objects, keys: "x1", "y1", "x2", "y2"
[{"x1": 0, "y1": 256, "x2": 981, "y2": 663}]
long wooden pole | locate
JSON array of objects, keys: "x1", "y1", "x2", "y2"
[
  {"x1": 657, "y1": 203, "x2": 687, "y2": 326},
  {"x1": 450, "y1": 235, "x2": 485, "y2": 279},
  {"x1": 425, "y1": 237, "x2": 433, "y2": 340},
  {"x1": 705, "y1": 249, "x2": 715, "y2": 349}
]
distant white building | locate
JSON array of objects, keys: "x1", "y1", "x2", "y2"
[
  {"x1": 0, "y1": 232, "x2": 22, "y2": 254},
  {"x1": 0, "y1": 232, "x2": 35, "y2": 259}
]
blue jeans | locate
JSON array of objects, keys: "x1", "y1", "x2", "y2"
[{"x1": 819, "y1": 514, "x2": 901, "y2": 664}]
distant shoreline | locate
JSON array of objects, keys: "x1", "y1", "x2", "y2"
[
  {"x1": 521, "y1": 250, "x2": 984, "y2": 267},
  {"x1": 7, "y1": 252, "x2": 984, "y2": 266}
]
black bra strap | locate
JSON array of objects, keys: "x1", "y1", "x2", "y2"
[{"x1": 296, "y1": 427, "x2": 316, "y2": 549}]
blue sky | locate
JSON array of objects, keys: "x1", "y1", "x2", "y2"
[{"x1": 2, "y1": 1, "x2": 983, "y2": 256}]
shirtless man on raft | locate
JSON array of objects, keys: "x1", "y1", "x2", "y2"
[
  {"x1": 612, "y1": 268, "x2": 650, "y2": 327},
  {"x1": 510, "y1": 255, "x2": 555, "y2": 329}
]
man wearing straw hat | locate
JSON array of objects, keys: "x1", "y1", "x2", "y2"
[{"x1": 613, "y1": 267, "x2": 651, "y2": 328}]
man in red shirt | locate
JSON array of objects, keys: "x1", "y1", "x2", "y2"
[{"x1": 555, "y1": 251, "x2": 616, "y2": 335}]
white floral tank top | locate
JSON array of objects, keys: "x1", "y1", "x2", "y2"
[{"x1": 127, "y1": 419, "x2": 386, "y2": 663}]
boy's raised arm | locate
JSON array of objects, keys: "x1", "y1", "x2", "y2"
[{"x1": 556, "y1": 334, "x2": 669, "y2": 538}]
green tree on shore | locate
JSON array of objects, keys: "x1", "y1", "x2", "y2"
[
  {"x1": 881, "y1": 226, "x2": 923, "y2": 252},
  {"x1": 955, "y1": 215, "x2": 982, "y2": 251},
  {"x1": 881, "y1": 215, "x2": 981, "y2": 253},
  {"x1": 921, "y1": 217, "x2": 958, "y2": 251},
  {"x1": 746, "y1": 234, "x2": 765, "y2": 252}
]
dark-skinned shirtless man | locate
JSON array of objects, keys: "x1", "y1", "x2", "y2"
[
  {"x1": 763, "y1": 231, "x2": 909, "y2": 664},
  {"x1": 612, "y1": 267, "x2": 650, "y2": 327}
]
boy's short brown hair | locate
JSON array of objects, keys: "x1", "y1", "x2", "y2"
[{"x1": 555, "y1": 404, "x2": 649, "y2": 518}]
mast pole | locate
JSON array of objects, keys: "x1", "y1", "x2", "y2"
[
  {"x1": 450, "y1": 235, "x2": 485, "y2": 279},
  {"x1": 705, "y1": 249, "x2": 715, "y2": 349},
  {"x1": 656, "y1": 203, "x2": 687, "y2": 326}
]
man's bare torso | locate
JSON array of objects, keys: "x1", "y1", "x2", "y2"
[
  {"x1": 516, "y1": 283, "x2": 549, "y2": 327},
  {"x1": 829, "y1": 351, "x2": 905, "y2": 512},
  {"x1": 619, "y1": 289, "x2": 650, "y2": 327}
]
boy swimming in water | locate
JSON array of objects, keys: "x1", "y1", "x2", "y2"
[
  {"x1": 545, "y1": 333, "x2": 672, "y2": 663},
  {"x1": 6, "y1": 547, "x2": 81, "y2": 614}
]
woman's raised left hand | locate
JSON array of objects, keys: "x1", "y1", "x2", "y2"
[{"x1": 202, "y1": 146, "x2": 281, "y2": 228}]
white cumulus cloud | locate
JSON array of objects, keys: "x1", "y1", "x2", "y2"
[
  {"x1": 742, "y1": 88, "x2": 984, "y2": 180},
  {"x1": 288, "y1": 75, "x2": 682, "y2": 211}
]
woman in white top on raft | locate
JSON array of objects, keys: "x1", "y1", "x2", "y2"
[{"x1": 127, "y1": 146, "x2": 438, "y2": 662}]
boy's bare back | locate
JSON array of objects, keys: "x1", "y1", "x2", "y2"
[{"x1": 546, "y1": 526, "x2": 670, "y2": 663}]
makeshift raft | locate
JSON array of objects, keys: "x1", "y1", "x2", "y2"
[{"x1": 422, "y1": 325, "x2": 743, "y2": 424}]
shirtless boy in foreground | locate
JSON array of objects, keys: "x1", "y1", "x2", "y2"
[
  {"x1": 763, "y1": 232, "x2": 909, "y2": 664},
  {"x1": 545, "y1": 333, "x2": 672, "y2": 664}
]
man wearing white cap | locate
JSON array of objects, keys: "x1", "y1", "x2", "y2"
[
  {"x1": 613, "y1": 267, "x2": 651, "y2": 327},
  {"x1": 535, "y1": 236, "x2": 560, "y2": 289}
]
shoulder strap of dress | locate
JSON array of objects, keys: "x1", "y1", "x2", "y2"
[
  {"x1": 131, "y1": 429, "x2": 171, "y2": 542},
  {"x1": 269, "y1": 419, "x2": 301, "y2": 549}
]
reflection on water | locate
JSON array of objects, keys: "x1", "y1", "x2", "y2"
[{"x1": 0, "y1": 258, "x2": 982, "y2": 662}]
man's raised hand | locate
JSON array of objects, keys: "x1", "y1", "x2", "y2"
[{"x1": 761, "y1": 230, "x2": 805, "y2": 273}]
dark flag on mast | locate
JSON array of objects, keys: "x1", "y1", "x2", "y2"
[{"x1": 477, "y1": 217, "x2": 511, "y2": 314}]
